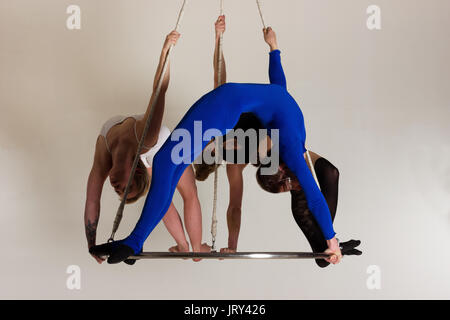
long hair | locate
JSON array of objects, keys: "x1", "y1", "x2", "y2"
[{"x1": 120, "y1": 160, "x2": 150, "y2": 204}]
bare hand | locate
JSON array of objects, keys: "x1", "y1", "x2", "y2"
[
  {"x1": 215, "y1": 15, "x2": 226, "y2": 38},
  {"x1": 263, "y1": 27, "x2": 278, "y2": 51},
  {"x1": 325, "y1": 237, "x2": 342, "y2": 264},
  {"x1": 163, "y1": 30, "x2": 181, "y2": 51}
]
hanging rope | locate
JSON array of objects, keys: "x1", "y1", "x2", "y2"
[
  {"x1": 210, "y1": 0, "x2": 225, "y2": 251},
  {"x1": 211, "y1": 164, "x2": 219, "y2": 250},
  {"x1": 108, "y1": 0, "x2": 189, "y2": 242},
  {"x1": 255, "y1": 0, "x2": 320, "y2": 190},
  {"x1": 217, "y1": 0, "x2": 225, "y2": 83},
  {"x1": 256, "y1": 0, "x2": 267, "y2": 29}
]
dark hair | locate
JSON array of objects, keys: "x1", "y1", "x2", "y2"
[
  {"x1": 222, "y1": 113, "x2": 265, "y2": 165},
  {"x1": 193, "y1": 163, "x2": 220, "y2": 181},
  {"x1": 255, "y1": 160, "x2": 297, "y2": 194},
  {"x1": 255, "y1": 161, "x2": 284, "y2": 193},
  {"x1": 195, "y1": 113, "x2": 266, "y2": 181}
]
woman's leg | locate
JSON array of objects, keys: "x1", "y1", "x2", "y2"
[
  {"x1": 121, "y1": 87, "x2": 244, "y2": 254},
  {"x1": 291, "y1": 156, "x2": 340, "y2": 268},
  {"x1": 281, "y1": 148, "x2": 336, "y2": 241},
  {"x1": 121, "y1": 139, "x2": 190, "y2": 253},
  {"x1": 314, "y1": 158, "x2": 339, "y2": 220},
  {"x1": 290, "y1": 189, "x2": 329, "y2": 267},
  {"x1": 162, "y1": 203, "x2": 190, "y2": 252},
  {"x1": 177, "y1": 165, "x2": 211, "y2": 257},
  {"x1": 105, "y1": 85, "x2": 257, "y2": 262}
]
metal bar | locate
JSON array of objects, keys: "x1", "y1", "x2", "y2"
[{"x1": 129, "y1": 252, "x2": 330, "y2": 260}]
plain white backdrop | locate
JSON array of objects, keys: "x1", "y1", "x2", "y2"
[{"x1": 0, "y1": 0, "x2": 449, "y2": 299}]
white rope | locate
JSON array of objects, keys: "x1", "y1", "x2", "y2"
[
  {"x1": 211, "y1": 0, "x2": 224, "y2": 251},
  {"x1": 109, "y1": 0, "x2": 189, "y2": 242},
  {"x1": 256, "y1": 0, "x2": 267, "y2": 29},
  {"x1": 217, "y1": 1, "x2": 224, "y2": 85},
  {"x1": 211, "y1": 164, "x2": 219, "y2": 250}
]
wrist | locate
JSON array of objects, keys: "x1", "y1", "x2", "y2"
[
  {"x1": 162, "y1": 45, "x2": 171, "y2": 54},
  {"x1": 269, "y1": 44, "x2": 278, "y2": 51},
  {"x1": 326, "y1": 237, "x2": 339, "y2": 249}
]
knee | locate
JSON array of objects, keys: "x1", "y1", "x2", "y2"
[
  {"x1": 180, "y1": 183, "x2": 199, "y2": 203},
  {"x1": 315, "y1": 158, "x2": 339, "y2": 183},
  {"x1": 227, "y1": 204, "x2": 242, "y2": 214},
  {"x1": 328, "y1": 165, "x2": 339, "y2": 181}
]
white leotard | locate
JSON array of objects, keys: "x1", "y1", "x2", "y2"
[{"x1": 99, "y1": 114, "x2": 171, "y2": 168}]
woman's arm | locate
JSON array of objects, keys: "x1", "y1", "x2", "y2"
[
  {"x1": 214, "y1": 15, "x2": 227, "y2": 88},
  {"x1": 136, "y1": 31, "x2": 181, "y2": 150},
  {"x1": 291, "y1": 151, "x2": 341, "y2": 266},
  {"x1": 263, "y1": 27, "x2": 287, "y2": 89},
  {"x1": 84, "y1": 137, "x2": 111, "y2": 263},
  {"x1": 215, "y1": 16, "x2": 239, "y2": 253},
  {"x1": 221, "y1": 164, "x2": 246, "y2": 252}
]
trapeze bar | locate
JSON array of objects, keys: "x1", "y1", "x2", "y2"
[{"x1": 129, "y1": 251, "x2": 330, "y2": 260}]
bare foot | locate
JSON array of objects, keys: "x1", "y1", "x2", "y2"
[
  {"x1": 219, "y1": 247, "x2": 236, "y2": 261},
  {"x1": 169, "y1": 244, "x2": 189, "y2": 260},
  {"x1": 192, "y1": 243, "x2": 211, "y2": 262}
]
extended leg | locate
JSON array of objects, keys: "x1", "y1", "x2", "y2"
[
  {"x1": 290, "y1": 189, "x2": 329, "y2": 267},
  {"x1": 118, "y1": 87, "x2": 245, "y2": 256},
  {"x1": 282, "y1": 148, "x2": 336, "y2": 240},
  {"x1": 162, "y1": 203, "x2": 190, "y2": 252},
  {"x1": 315, "y1": 158, "x2": 339, "y2": 220},
  {"x1": 176, "y1": 165, "x2": 207, "y2": 254},
  {"x1": 122, "y1": 141, "x2": 191, "y2": 254},
  {"x1": 290, "y1": 157, "x2": 339, "y2": 268}
]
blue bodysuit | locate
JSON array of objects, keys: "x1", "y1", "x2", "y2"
[{"x1": 121, "y1": 50, "x2": 336, "y2": 254}]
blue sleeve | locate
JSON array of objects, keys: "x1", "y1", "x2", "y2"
[{"x1": 269, "y1": 50, "x2": 287, "y2": 89}]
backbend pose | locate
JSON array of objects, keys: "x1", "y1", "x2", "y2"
[
  {"x1": 84, "y1": 31, "x2": 209, "y2": 263},
  {"x1": 91, "y1": 21, "x2": 344, "y2": 265},
  {"x1": 194, "y1": 17, "x2": 343, "y2": 267}
]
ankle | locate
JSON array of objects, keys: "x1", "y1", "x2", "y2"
[{"x1": 177, "y1": 242, "x2": 190, "y2": 251}]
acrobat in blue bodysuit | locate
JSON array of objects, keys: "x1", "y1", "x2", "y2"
[{"x1": 96, "y1": 50, "x2": 336, "y2": 260}]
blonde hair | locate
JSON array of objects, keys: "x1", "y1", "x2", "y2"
[{"x1": 119, "y1": 161, "x2": 150, "y2": 204}]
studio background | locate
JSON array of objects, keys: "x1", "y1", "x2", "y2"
[{"x1": 0, "y1": 0, "x2": 449, "y2": 299}]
